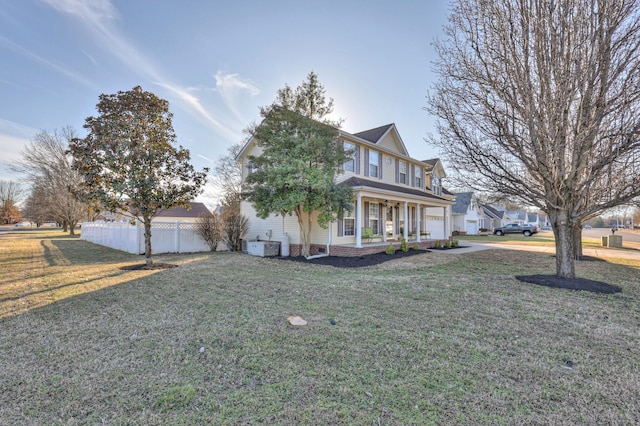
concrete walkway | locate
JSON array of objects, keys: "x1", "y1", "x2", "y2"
[{"x1": 438, "y1": 241, "x2": 640, "y2": 261}]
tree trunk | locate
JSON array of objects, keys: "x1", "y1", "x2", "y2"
[
  {"x1": 549, "y1": 209, "x2": 576, "y2": 278},
  {"x1": 295, "y1": 206, "x2": 312, "y2": 258},
  {"x1": 573, "y1": 224, "x2": 583, "y2": 260},
  {"x1": 143, "y1": 216, "x2": 153, "y2": 266}
]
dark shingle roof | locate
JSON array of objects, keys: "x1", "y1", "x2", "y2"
[
  {"x1": 452, "y1": 192, "x2": 473, "y2": 214},
  {"x1": 156, "y1": 202, "x2": 211, "y2": 218},
  {"x1": 421, "y1": 158, "x2": 439, "y2": 166},
  {"x1": 352, "y1": 124, "x2": 394, "y2": 143},
  {"x1": 481, "y1": 204, "x2": 505, "y2": 219},
  {"x1": 339, "y1": 177, "x2": 450, "y2": 202}
]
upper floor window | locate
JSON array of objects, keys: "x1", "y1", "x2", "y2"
[
  {"x1": 369, "y1": 150, "x2": 379, "y2": 178},
  {"x1": 399, "y1": 161, "x2": 407, "y2": 184},
  {"x1": 415, "y1": 166, "x2": 422, "y2": 188},
  {"x1": 343, "y1": 142, "x2": 355, "y2": 172},
  {"x1": 432, "y1": 175, "x2": 441, "y2": 195}
]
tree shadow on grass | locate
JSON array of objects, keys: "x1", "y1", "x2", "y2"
[
  {"x1": 120, "y1": 263, "x2": 178, "y2": 271},
  {"x1": 516, "y1": 275, "x2": 622, "y2": 294}
]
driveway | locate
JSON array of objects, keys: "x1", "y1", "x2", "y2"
[{"x1": 448, "y1": 239, "x2": 640, "y2": 261}]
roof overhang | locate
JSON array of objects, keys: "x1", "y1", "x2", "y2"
[{"x1": 340, "y1": 177, "x2": 454, "y2": 206}]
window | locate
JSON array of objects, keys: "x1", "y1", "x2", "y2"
[
  {"x1": 399, "y1": 161, "x2": 407, "y2": 184},
  {"x1": 343, "y1": 203, "x2": 355, "y2": 236},
  {"x1": 369, "y1": 150, "x2": 379, "y2": 178},
  {"x1": 343, "y1": 142, "x2": 355, "y2": 172},
  {"x1": 415, "y1": 166, "x2": 422, "y2": 188},
  {"x1": 369, "y1": 202, "x2": 379, "y2": 234},
  {"x1": 432, "y1": 175, "x2": 441, "y2": 195}
]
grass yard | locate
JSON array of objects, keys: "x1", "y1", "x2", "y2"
[{"x1": 1, "y1": 230, "x2": 640, "y2": 425}]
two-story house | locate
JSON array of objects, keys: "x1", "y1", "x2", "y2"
[{"x1": 238, "y1": 123, "x2": 455, "y2": 257}]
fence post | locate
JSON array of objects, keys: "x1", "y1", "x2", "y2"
[
  {"x1": 175, "y1": 221, "x2": 180, "y2": 253},
  {"x1": 137, "y1": 220, "x2": 143, "y2": 254}
]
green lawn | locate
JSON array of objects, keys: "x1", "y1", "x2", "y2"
[{"x1": 1, "y1": 231, "x2": 639, "y2": 425}]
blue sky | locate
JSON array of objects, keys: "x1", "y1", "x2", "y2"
[{"x1": 0, "y1": 0, "x2": 450, "y2": 204}]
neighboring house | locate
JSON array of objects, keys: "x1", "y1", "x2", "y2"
[
  {"x1": 99, "y1": 202, "x2": 211, "y2": 223},
  {"x1": 478, "y1": 204, "x2": 509, "y2": 230},
  {"x1": 153, "y1": 202, "x2": 211, "y2": 223},
  {"x1": 452, "y1": 192, "x2": 480, "y2": 235},
  {"x1": 238, "y1": 122, "x2": 455, "y2": 257},
  {"x1": 506, "y1": 209, "x2": 528, "y2": 224}
]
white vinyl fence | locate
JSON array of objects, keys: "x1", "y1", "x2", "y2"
[{"x1": 80, "y1": 221, "x2": 210, "y2": 254}]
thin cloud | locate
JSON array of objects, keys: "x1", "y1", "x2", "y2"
[
  {"x1": 41, "y1": 0, "x2": 240, "y2": 141},
  {"x1": 158, "y1": 83, "x2": 241, "y2": 142},
  {"x1": 215, "y1": 71, "x2": 260, "y2": 123},
  {"x1": 0, "y1": 119, "x2": 36, "y2": 167},
  {"x1": 197, "y1": 154, "x2": 216, "y2": 163},
  {"x1": 0, "y1": 35, "x2": 98, "y2": 89},
  {"x1": 41, "y1": 0, "x2": 162, "y2": 82}
]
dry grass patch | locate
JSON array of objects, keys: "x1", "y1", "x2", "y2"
[
  {"x1": 0, "y1": 230, "x2": 205, "y2": 319},
  {"x1": 1, "y1": 232, "x2": 639, "y2": 425}
]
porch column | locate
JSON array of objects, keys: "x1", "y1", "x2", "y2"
[
  {"x1": 416, "y1": 204, "x2": 421, "y2": 242},
  {"x1": 403, "y1": 201, "x2": 409, "y2": 241},
  {"x1": 443, "y1": 206, "x2": 448, "y2": 237},
  {"x1": 382, "y1": 205, "x2": 387, "y2": 243},
  {"x1": 355, "y1": 193, "x2": 362, "y2": 248}
]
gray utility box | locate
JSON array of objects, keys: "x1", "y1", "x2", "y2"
[
  {"x1": 601, "y1": 234, "x2": 623, "y2": 248},
  {"x1": 246, "y1": 241, "x2": 281, "y2": 257}
]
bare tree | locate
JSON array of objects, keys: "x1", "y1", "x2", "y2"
[
  {"x1": 223, "y1": 212, "x2": 249, "y2": 252},
  {"x1": 0, "y1": 180, "x2": 24, "y2": 224},
  {"x1": 23, "y1": 180, "x2": 53, "y2": 226},
  {"x1": 196, "y1": 212, "x2": 223, "y2": 251},
  {"x1": 213, "y1": 141, "x2": 244, "y2": 214},
  {"x1": 9, "y1": 127, "x2": 88, "y2": 234},
  {"x1": 428, "y1": 0, "x2": 640, "y2": 278}
]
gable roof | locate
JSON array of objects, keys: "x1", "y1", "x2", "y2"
[
  {"x1": 353, "y1": 124, "x2": 395, "y2": 143},
  {"x1": 156, "y1": 202, "x2": 211, "y2": 218},
  {"x1": 452, "y1": 192, "x2": 473, "y2": 214},
  {"x1": 480, "y1": 204, "x2": 506, "y2": 220},
  {"x1": 421, "y1": 158, "x2": 439, "y2": 168},
  {"x1": 236, "y1": 111, "x2": 415, "y2": 162}
]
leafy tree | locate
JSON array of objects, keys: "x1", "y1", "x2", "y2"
[
  {"x1": 69, "y1": 86, "x2": 209, "y2": 266},
  {"x1": 9, "y1": 128, "x2": 87, "y2": 234},
  {"x1": 243, "y1": 72, "x2": 352, "y2": 257},
  {"x1": 428, "y1": 0, "x2": 640, "y2": 278},
  {"x1": 259, "y1": 71, "x2": 342, "y2": 127},
  {"x1": 244, "y1": 104, "x2": 352, "y2": 257}
]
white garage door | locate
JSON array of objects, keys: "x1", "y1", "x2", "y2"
[{"x1": 465, "y1": 221, "x2": 478, "y2": 235}]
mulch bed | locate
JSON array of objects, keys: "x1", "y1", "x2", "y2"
[
  {"x1": 276, "y1": 249, "x2": 431, "y2": 268},
  {"x1": 516, "y1": 275, "x2": 622, "y2": 294}
]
